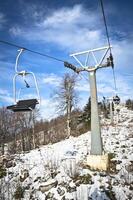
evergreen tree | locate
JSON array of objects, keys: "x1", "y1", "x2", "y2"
[
  {"x1": 78, "y1": 97, "x2": 91, "y2": 129},
  {"x1": 126, "y1": 99, "x2": 133, "y2": 110}
]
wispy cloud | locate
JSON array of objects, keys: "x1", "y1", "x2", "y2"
[
  {"x1": 40, "y1": 98, "x2": 58, "y2": 120},
  {"x1": 0, "y1": 89, "x2": 8, "y2": 95},
  {"x1": 40, "y1": 73, "x2": 62, "y2": 86},
  {"x1": 1, "y1": 3, "x2": 132, "y2": 118},
  {"x1": 0, "y1": 89, "x2": 13, "y2": 105},
  {"x1": 9, "y1": 26, "x2": 22, "y2": 36},
  {"x1": 0, "y1": 12, "x2": 6, "y2": 29},
  {"x1": 9, "y1": 5, "x2": 104, "y2": 51}
]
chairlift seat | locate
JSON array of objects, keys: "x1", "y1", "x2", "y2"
[
  {"x1": 7, "y1": 99, "x2": 38, "y2": 112},
  {"x1": 113, "y1": 95, "x2": 120, "y2": 105}
]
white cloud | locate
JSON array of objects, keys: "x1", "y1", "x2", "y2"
[
  {"x1": 0, "y1": 90, "x2": 13, "y2": 106},
  {"x1": 9, "y1": 5, "x2": 103, "y2": 51},
  {"x1": 41, "y1": 73, "x2": 61, "y2": 86},
  {"x1": 0, "y1": 89, "x2": 8, "y2": 95},
  {"x1": 40, "y1": 98, "x2": 58, "y2": 120},
  {"x1": 0, "y1": 13, "x2": 6, "y2": 29},
  {"x1": 41, "y1": 5, "x2": 83, "y2": 27},
  {"x1": 0, "y1": 95, "x2": 13, "y2": 104},
  {"x1": 75, "y1": 83, "x2": 90, "y2": 92},
  {"x1": 96, "y1": 70, "x2": 133, "y2": 101},
  {"x1": 5, "y1": 3, "x2": 133, "y2": 117},
  {"x1": 9, "y1": 26, "x2": 23, "y2": 36},
  {"x1": 39, "y1": 4, "x2": 98, "y2": 30}
]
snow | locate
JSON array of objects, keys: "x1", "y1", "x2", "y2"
[{"x1": 0, "y1": 106, "x2": 133, "y2": 200}]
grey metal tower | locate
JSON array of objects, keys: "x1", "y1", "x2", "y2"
[{"x1": 65, "y1": 46, "x2": 113, "y2": 155}]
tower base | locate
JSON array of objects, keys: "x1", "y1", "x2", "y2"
[{"x1": 86, "y1": 154, "x2": 109, "y2": 171}]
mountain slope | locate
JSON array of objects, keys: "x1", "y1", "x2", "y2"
[{"x1": 0, "y1": 107, "x2": 133, "y2": 200}]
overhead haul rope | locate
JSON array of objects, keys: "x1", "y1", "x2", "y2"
[
  {"x1": 99, "y1": 0, "x2": 117, "y2": 93},
  {"x1": 0, "y1": 40, "x2": 90, "y2": 84},
  {"x1": 0, "y1": 40, "x2": 64, "y2": 63}
]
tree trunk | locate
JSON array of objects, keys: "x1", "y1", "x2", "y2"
[
  {"x1": 1, "y1": 133, "x2": 5, "y2": 155},
  {"x1": 20, "y1": 130, "x2": 25, "y2": 152},
  {"x1": 32, "y1": 125, "x2": 36, "y2": 149},
  {"x1": 66, "y1": 96, "x2": 71, "y2": 138}
]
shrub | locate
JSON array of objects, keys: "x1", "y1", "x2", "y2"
[
  {"x1": 0, "y1": 166, "x2": 6, "y2": 178},
  {"x1": 14, "y1": 185, "x2": 24, "y2": 199}
]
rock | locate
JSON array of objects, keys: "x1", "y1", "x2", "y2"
[
  {"x1": 116, "y1": 141, "x2": 119, "y2": 144},
  {"x1": 116, "y1": 160, "x2": 122, "y2": 164},
  {"x1": 0, "y1": 154, "x2": 15, "y2": 168},
  {"x1": 61, "y1": 197, "x2": 69, "y2": 200},
  {"x1": 126, "y1": 164, "x2": 133, "y2": 173},
  {"x1": 34, "y1": 177, "x2": 41, "y2": 182},
  {"x1": 39, "y1": 179, "x2": 58, "y2": 193},
  {"x1": 105, "y1": 189, "x2": 117, "y2": 200},
  {"x1": 6, "y1": 160, "x2": 16, "y2": 168},
  {"x1": 73, "y1": 173, "x2": 92, "y2": 185},
  {"x1": 8, "y1": 171, "x2": 14, "y2": 175},
  {"x1": 122, "y1": 149, "x2": 125, "y2": 153},
  {"x1": 67, "y1": 185, "x2": 76, "y2": 193},
  {"x1": 121, "y1": 145, "x2": 126, "y2": 148},
  {"x1": 112, "y1": 180, "x2": 119, "y2": 186},
  {"x1": 129, "y1": 183, "x2": 133, "y2": 190},
  {"x1": 45, "y1": 192, "x2": 54, "y2": 199},
  {"x1": 50, "y1": 169, "x2": 58, "y2": 179},
  {"x1": 88, "y1": 180, "x2": 94, "y2": 185},
  {"x1": 24, "y1": 184, "x2": 31, "y2": 190},
  {"x1": 99, "y1": 172, "x2": 107, "y2": 177},
  {"x1": 59, "y1": 181, "x2": 69, "y2": 188},
  {"x1": 116, "y1": 164, "x2": 121, "y2": 170},
  {"x1": 122, "y1": 155, "x2": 127, "y2": 159},
  {"x1": 20, "y1": 169, "x2": 29, "y2": 182},
  {"x1": 61, "y1": 197, "x2": 66, "y2": 200},
  {"x1": 57, "y1": 187, "x2": 65, "y2": 196},
  {"x1": 109, "y1": 160, "x2": 117, "y2": 173},
  {"x1": 75, "y1": 179, "x2": 81, "y2": 187}
]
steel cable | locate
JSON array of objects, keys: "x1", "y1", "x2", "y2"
[{"x1": 99, "y1": 0, "x2": 117, "y2": 93}]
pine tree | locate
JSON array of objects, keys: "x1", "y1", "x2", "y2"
[
  {"x1": 126, "y1": 99, "x2": 133, "y2": 110},
  {"x1": 78, "y1": 97, "x2": 91, "y2": 129}
]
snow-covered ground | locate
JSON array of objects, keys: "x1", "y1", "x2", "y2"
[{"x1": 0, "y1": 107, "x2": 133, "y2": 200}]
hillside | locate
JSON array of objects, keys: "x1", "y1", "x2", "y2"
[{"x1": 0, "y1": 106, "x2": 133, "y2": 200}]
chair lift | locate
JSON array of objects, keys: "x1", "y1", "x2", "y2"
[
  {"x1": 113, "y1": 95, "x2": 120, "y2": 105},
  {"x1": 7, "y1": 49, "x2": 40, "y2": 112}
]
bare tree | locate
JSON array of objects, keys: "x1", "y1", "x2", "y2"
[
  {"x1": 16, "y1": 109, "x2": 39, "y2": 151},
  {"x1": 32, "y1": 109, "x2": 40, "y2": 148},
  {"x1": 0, "y1": 106, "x2": 40, "y2": 154},
  {"x1": 54, "y1": 73, "x2": 78, "y2": 138},
  {"x1": 8, "y1": 112, "x2": 21, "y2": 154},
  {"x1": 0, "y1": 107, "x2": 12, "y2": 155}
]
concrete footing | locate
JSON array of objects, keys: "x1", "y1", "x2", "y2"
[{"x1": 86, "y1": 154, "x2": 109, "y2": 171}]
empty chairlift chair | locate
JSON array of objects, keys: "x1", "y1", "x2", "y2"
[
  {"x1": 7, "y1": 48, "x2": 40, "y2": 112},
  {"x1": 7, "y1": 99, "x2": 39, "y2": 112},
  {"x1": 113, "y1": 95, "x2": 120, "y2": 105}
]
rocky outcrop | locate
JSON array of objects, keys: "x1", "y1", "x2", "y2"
[
  {"x1": 20, "y1": 169, "x2": 29, "y2": 182},
  {"x1": 0, "y1": 154, "x2": 15, "y2": 168},
  {"x1": 39, "y1": 179, "x2": 58, "y2": 193}
]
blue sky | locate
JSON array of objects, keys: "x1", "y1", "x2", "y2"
[{"x1": 0, "y1": 0, "x2": 133, "y2": 119}]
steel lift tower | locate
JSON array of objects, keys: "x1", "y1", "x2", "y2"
[{"x1": 65, "y1": 46, "x2": 114, "y2": 169}]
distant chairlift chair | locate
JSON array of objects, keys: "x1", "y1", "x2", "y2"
[
  {"x1": 7, "y1": 49, "x2": 40, "y2": 112},
  {"x1": 113, "y1": 95, "x2": 120, "y2": 105}
]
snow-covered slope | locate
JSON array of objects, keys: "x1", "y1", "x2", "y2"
[{"x1": 0, "y1": 107, "x2": 133, "y2": 200}]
